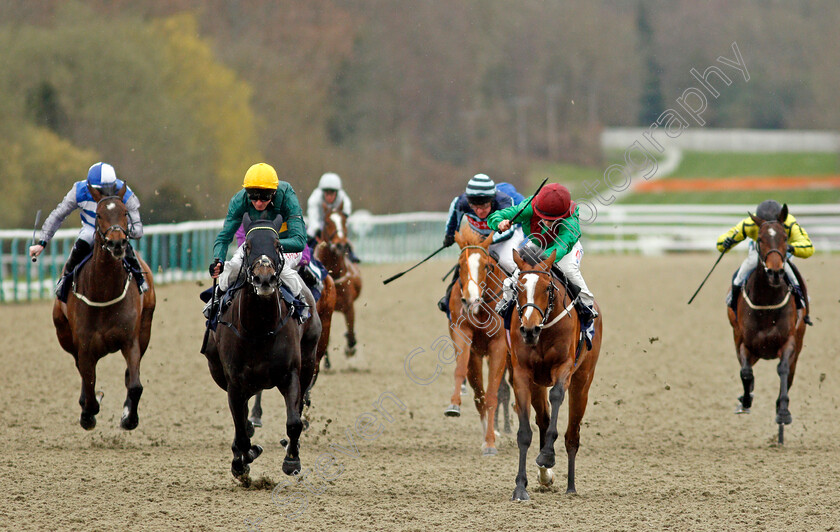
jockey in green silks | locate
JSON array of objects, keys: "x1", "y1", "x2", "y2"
[{"x1": 487, "y1": 183, "x2": 597, "y2": 330}]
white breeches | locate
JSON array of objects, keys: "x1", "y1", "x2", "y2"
[
  {"x1": 219, "y1": 243, "x2": 305, "y2": 295},
  {"x1": 489, "y1": 226, "x2": 525, "y2": 274},
  {"x1": 733, "y1": 241, "x2": 798, "y2": 287},
  {"x1": 554, "y1": 242, "x2": 595, "y2": 307}
]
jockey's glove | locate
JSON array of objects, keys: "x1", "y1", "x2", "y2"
[
  {"x1": 209, "y1": 258, "x2": 224, "y2": 276},
  {"x1": 442, "y1": 234, "x2": 455, "y2": 248},
  {"x1": 787, "y1": 244, "x2": 795, "y2": 255},
  {"x1": 721, "y1": 237, "x2": 736, "y2": 251}
]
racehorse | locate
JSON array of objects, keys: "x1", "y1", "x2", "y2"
[
  {"x1": 248, "y1": 270, "x2": 336, "y2": 429},
  {"x1": 443, "y1": 226, "x2": 510, "y2": 455},
  {"x1": 729, "y1": 205, "x2": 807, "y2": 444},
  {"x1": 52, "y1": 183, "x2": 156, "y2": 430},
  {"x1": 203, "y1": 214, "x2": 321, "y2": 479},
  {"x1": 508, "y1": 247, "x2": 602, "y2": 501},
  {"x1": 313, "y1": 204, "x2": 362, "y2": 358}
]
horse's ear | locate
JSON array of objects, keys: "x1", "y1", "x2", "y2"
[
  {"x1": 749, "y1": 213, "x2": 763, "y2": 226},
  {"x1": 513, "y1": 248, "x2": 525, "y2": 270},
  {"x1": 779, "y1": 203, "x2": 788, "y2": 222},
  {"x1": 242, "y1": 213, "x2": 253, "y2": 232},
  {"x1": 545, "y1": 249, "x2": 557, "y2": 267},
  {"x1": 118, "y1": 182, "x2": 127, "y2": 201},
  {"x1": 480, "y1": 232, "x2": 494, "y2": 249},
  {"x1": 88, "y1": 184, "x2": 102, "y2": 202},
  {"x1": 273, "y1": 214, "x2": 284, "y2": 231}
]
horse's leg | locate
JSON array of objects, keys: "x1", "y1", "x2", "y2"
[
  {"x1": 511, "y1": 366, "x2": 533, "y2": 501},
  {"x1": 482, "y1": 342, "x2": 507, "y2": 455},
  {"x1": 565, "y1": 364, "x2": 596, "y2": 494},
  {"x1": 530, "y1": 383, "x2": 555, "y2": 487},
  {"x1": 343, "y1": 295, "x2": 358, "y2": 356},
  {"x1": 249, "y1": 391, "x2": 263, "y2": 429},
  {"x1": 737, "y1": 343, "x2": 755, "y2": 412},
  {"x1": 229, "y1": 387, "x2": 262, "y2": 479},
  {"x1": 466, "y1": 349, "x2": 488, "y2": 447},
  {"x1": 496, "y1": 374, "x2": 512, "y2": 434},
  {"x1": 536, "y1": 376, "x2": 566, "y2": 472},
  {"x1": 775, "y1": 339, "x2": 797, "y2": 427},
  {"x1": 119, "y1": 338, "x2": 143, "y2": 430},
  {"x1": 280, "y1": 369, "x2": 304, "y2": 475},
  {"x1": 445, "y1": 326, "x2": 472, "y2": 417},
  {"x1": 76, "y1": 352, "x2": 100, "y2": 430}
]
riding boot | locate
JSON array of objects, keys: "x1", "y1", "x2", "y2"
[
  {"x1": 437, "y1": 268, "x2": 460, "y2": 314},
  {"x1": 124, "y1": 245, "x2": 149, "y2": 294},
  {"x1": 55, "y1": 240, "x2": 92, "y2": 301},
  {"x1": 790, "y1": 285, "x2": 813, "y2": 325},
  {"x1": 348, "y1": 244, "x2": 361, "y2": 264},
  {"x1": 575, "y1": 300, "x2": 597, "y2": 329},
  {"x1": 728, "y1": 284, "x2": 741, "y2": 316}
]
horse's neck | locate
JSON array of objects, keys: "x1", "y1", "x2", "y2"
[
  {"x1": 238, "y1": 289, "x2": 283, "y2": 333},
  {"x1": 323, "y1": 248, "x2": 346, "y2": 276},
  {"x1": 77, "y1": 245, "x2": 127, "y2": 296},
  {"x1": 746, "y1": 263, "x2": 787, "y2": 304}
]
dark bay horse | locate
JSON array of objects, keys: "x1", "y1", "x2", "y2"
[
  {"x1": 52, "y1": 183, "x2": 155, "y2": 430},
  {"x1": 508, "y1": 248, "x2": 602, "y2": 501},
  {"x1": 729, "y1": 205, "x2": 807, "y2": 444},
  {"x1": 313, "y1": 205, "x2": 362, "y2": 359},
  {"x1": 204, "y1": 215, "x2": 321, "y2": 479},
  {"x1": 248, "y1": 269, "x2": 336, "y2": 429},
  {"x1": 444, "y1": 227, "x2": 510, "y2": 455}
]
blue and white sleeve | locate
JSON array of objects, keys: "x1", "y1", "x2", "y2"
[{"x1": 39, "y1": 187, "x2": 78, "y2": 244}]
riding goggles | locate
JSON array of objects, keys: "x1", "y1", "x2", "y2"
[{"x1": 247, "y1": 189, "x2": 275, "y2": 202}]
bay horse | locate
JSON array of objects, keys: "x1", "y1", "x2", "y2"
[
  {"x1": 508, "y1": 247, "x2": 602, "y2": 501},
  {"x1": 248, "y1": 269, "x2": 336, "y2": 429},
  {"x1": 52, "y1": 183, "x2": 155, "y2": 430},
  {"x1": 729, "y1": 204, "x2": 807, "y2": 444},
  {"x1": 203, "y1": 215, "x2": 321, "y2": 479},
  {"x1": 444, "y1": 226, "x2": 510, "y2": 455},
  {"x1": 313, "y1": 204, "x2": 362, "y2": 358}
]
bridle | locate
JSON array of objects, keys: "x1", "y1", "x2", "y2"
[
  {"x1": 458, "y1": 244, "x2": 500, "y2": 303},
  {"x1": 755, "y1": 223, "x2": 787, "y2": 274},
  {"x1": 94, "y1": 196, "x2": 129, "y2": 254},
  {"x1": 516, "y1": 269, "x2": 558, "y2": 327},
  {"x1": 243, "y1": 225, "x2": 284, "y2": 293}
]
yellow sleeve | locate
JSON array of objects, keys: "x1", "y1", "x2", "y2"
[
  {"x1": 784, "y1": 214, "x2": 814, "y2": 258},
  {"x1": 716, "y1": 218, "x2": 752, "y2": 253}
]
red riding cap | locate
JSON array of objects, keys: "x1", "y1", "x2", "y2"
[{"x1": 532, "y1": 183, "x2": 576, "y2": 220}]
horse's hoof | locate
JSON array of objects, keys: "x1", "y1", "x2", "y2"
[
  {"x1": 280, "y1": 438, "x2": 289, "y2": 449},
  {"x1": 735, "y1": 404, "x2": 751, "y2": 415},
  {"x1": 282, "y1": 458, "x2": 301, "y2": 476},
  {"x1": 511, "y1": 487, "x2": 530, "y2": 501},
  {"x1": 444, "y1": 404, "x2": 461, "y2": 417},
  {"x1": 231, "y1": 459, "x2": 250, "y2": 479},
  {"x1": 247, "y1": 445, "x2": 263, "y2": 462},
  {"x1": 249, "y1": 416, "x2": 262, "y2": 428},
  {"x1": 566, "y1": 487, "x2": 577, "y2": 495},
  {"x1": 345, "y1": 345, "x2": 357, "y2": 357},
  {"x1": 302, "y1": 418, "x2": 310, "y2": 431},
  {"x1": 537, "y1": 465, "x2": 555, "y2": 487},
  {"x1": 95, "y1": 391, "x2": 105, "y2": 405},
  {"x1": 246, "y1": 420, "x2": 255, "y2": 438},
  {"x1": 460, "y1": 383, "x2": 468, "y2": 395},
  {"x1": 535, "y1": 453, "x2": 555, "y2": 470},
  {"x1": 80, "y1": 413, "x2": 97, "y2": 431},
  {"x1": 120, "y1": 414, "x2": 139, "y2": 431},
  {"x1": 776, "y1": 411, "x2": 792, "y2": 425},
  {"x1": 481, "y1": 446, "x2": 498, "y2": 457}
]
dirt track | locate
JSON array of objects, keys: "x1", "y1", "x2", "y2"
[{"x1": 2, "y1": 254, "x2": 840, "y2": 531}]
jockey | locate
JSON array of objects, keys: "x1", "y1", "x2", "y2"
[
  {"x1": 488, "y1": 183, "x2": 598, "y2": 332},
  {"x1": 437, "y1": 173, "x2": 525, "y2": 314},
  {"x1": 28, "y1": 162, "x2": 148, "y2": 300},
  {"x1": 306, "y1": 172, "x2": 360, "y2": 263},
  {"x1": 716, "y1": 199, "x2": 813, "y2": 323},
  {"x1": 209, "y1": 162, "x2": 310, "y2": 322}
]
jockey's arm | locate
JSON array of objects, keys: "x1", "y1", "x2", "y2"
[
  {"x1": 275, "y1": 184, "x2": 306, "y2": 253},
  {"x1": 444, "y1": 196, "x2": 461, "y2": 238},
  {"x1": 786, "y1": 215, "x2": 814, "y2": 258},
  {"x1": 39, "y1": 186, "x2": 79, "y2": 245},
  {"x1": 716, "y1": 218, "x2": 750, "y2": 253},
  {"x1": 340, "y1": 190, "x2": 352, "y2": 216},
  {"x1": 125, "y1": 194, "x2": 144, "y2": 240},
  {"x1": 214, "y1": 194, "x2": 247, "y2": 261}
]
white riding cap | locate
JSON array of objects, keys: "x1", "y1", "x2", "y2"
[{"x1": 318, "y1": 172, "x2": 342, "y2": 191}]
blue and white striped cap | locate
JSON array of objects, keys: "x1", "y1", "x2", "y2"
[
  {"x1": 465, "y1": 173, "x2": 495, "y2": 199},
  {"x1": 87, "y1": 162, "x2": 118, "y2": 189}
]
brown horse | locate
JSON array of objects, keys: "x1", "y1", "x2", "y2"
[
  {"x1": 204, "y1": 215, "x2": 320, "y2": 479},
  {"x1": 248, "y1": 267, "x2": 336, "y2": 429},
  {"x1": 508, "y1": 248, "x2": 602, "y2": 501},
  {"x1": 729, "y1": 204, "x2": 807, "y2": 444},
  {"x1": 52, "y1": 183, "x2": 155, "y2": 430},
  {"x1": 444, "y1": 227, "x2": 509, "y2": 455},
  {"x1": 314, "y1": 205, "x2": 362, "y2": 358}
]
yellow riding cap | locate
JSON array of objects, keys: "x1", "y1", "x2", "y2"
[{"x1": 242, "y1": 163, "x2": 279, "y2": 190}]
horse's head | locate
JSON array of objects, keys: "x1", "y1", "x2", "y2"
[
  {"x1": 454, "y1": 228, "x2": 496, "y2": 316},
  {"x1": 512, "y1": 247, "x2": 558, "y2": 345},
  {"x1": 320, "y1": 204, "x2": 351, "y2": 256},
  {"x1": 89, "y1": 182, "x2": 129, "y2": 260},
  {"x1": 750, "y1": 204, "x2": 788, "y2": 287},
  {"x1": 242, "y1": 213, "x2": 284, "y2": 297}
]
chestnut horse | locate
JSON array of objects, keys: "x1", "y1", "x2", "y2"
[
  {"x1": 248, "y1": 269, "x2": 336, "y2": 429},
  {"x1": 314, "y1": 205, "x2": 362, "y2": 358},
  {"x1": 444, "y1": 226, "x2": 509, "y2": 455},
  {"x1": 729, "y1": 205, "x2": 807, "y2": 444},
  {"x1": 52, "y1": 183, "x2": 155, "y2": 430},
  {"x1": 204, "y1": 215, "x2": 320, "y2": 479},
  {"x1": 508, "y1": 248, "x2": 602, "y2": 501}
]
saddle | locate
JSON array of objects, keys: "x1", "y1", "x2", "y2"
[{"x1": 56, "y1": 252, "x2": 145, "y2": 303}]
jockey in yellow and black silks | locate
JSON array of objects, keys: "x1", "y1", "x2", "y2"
[{"x1": 716, "y1": 199, "x2": 813, "y2": 324}]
